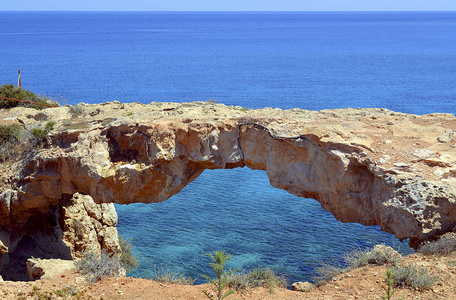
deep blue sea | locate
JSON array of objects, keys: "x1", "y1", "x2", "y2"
[{"x1": 1, "y1": 11, "x2": 456, "y2": 284}]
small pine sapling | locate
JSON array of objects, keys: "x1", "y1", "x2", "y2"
[
  {"x1": 201, "y1": 250, "x2": 237, "y2": 300},
  {"x1": 380, "y1": 269, "x2": 399, "y2": 300}
]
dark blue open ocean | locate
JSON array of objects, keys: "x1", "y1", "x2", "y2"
[{"x1": 1, "y1": 11, "x2": 455, "y2": 284}]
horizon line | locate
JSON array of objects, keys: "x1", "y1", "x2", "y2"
[{"x1": 1, "y1": 10, "x2": 456, "y2": 12}]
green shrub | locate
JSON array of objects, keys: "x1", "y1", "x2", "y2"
[
  {"x1": 69, "y1": 104, "x2": 85, "y2": 118},
  {"x1": 0, "y1": 123, "x2": 31, "y2": 162},
  {"x1": 30, "y1": 128, "x2": 46, "y2": 140},
  {"x1": 313, "y1": 245, "x2": 402, "y2": 285},
  {"x1": 380, "y1": 269, "x2": 398, "y2": 300},
  {"x1": 44, "y1": 121, "x2": 56, "y2": 132},
  {"x1": 202, "y1": 250, "x2": 237, "y2": 300},
  {"x1": 0, "y1": 123, "x2": 23, "y2": 144},
  {"x1": 418, "y1": 233, "x2": 456, "y2": 255},
  {"x1": 31, "y1": 121, "x2": 56, "y2": 142},
  {"x1": 344, "y1": 245, "x2": 402, "y2": 268},
  {"x1": 32, "y1": 285, "x2": 80, "y2": 299},
  {"x1": 225, "y1": 271, "x2": 251, "y2": 292},
  {"x1": 118, "y1": 235, "x2": 138, "y2": 272},
  {"x1": 0, "y1": 84, "x2": 55, "y2": 109},
  {"x1": 75, "y1": 235, "x2": 139, "y2": 283},
  {"x1": 51, "y1": 286, "x2": 80, "y2": 297},
  {"x1": 390, "y1": 263, "x2": 437, "y2": 290},
  {"x1": 150, "y1": 264, "x2": 196, "y2": 285},
  {"x1": 227, "y1": 267, "x2": 287, "y2": 292},
  {"x1": 313, "y1": 263, "x2": 345, "y2": 285},
  {"x1": 74, "y1": 250, "x2": 123, "y2": 283}
]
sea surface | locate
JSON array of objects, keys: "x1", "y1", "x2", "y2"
[{"x1": 1, "y1": 11, "x2": 456, "y2": 284}]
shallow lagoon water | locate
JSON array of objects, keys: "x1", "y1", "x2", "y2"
[{"x1": 116, "y1": 168, "x2": 413, "y2": 284}]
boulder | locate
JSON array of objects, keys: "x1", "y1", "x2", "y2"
[
  {"x1": 26, "y1": 258, "x2": 74, "y2": 281},
  {"x1": 291, "y1": 281, "x2": 313, "y2": 292}
]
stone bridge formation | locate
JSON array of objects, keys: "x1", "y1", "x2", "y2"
[{"x1": 1, "y1": 102, "x2": 456, "y2": 278}]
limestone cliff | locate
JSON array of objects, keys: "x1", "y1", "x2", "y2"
[{"x1": 1, "y1": 101, "x2": 456, "y2": 278}]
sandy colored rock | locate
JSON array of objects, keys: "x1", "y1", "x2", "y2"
[
  {"x1": 60, "y1": 193, "x2": 120, "y2": 257},
  {"x1": 26, "y1": 258, "x2": 74, "y2": 280},
  {"x1": 0, "y1": 189, "x2": 119, "y2": 278},
  {"x1": 291, "y1": 281, "x2": 313, "y2": 292},
  {"x1": 437, "y1": 130, "x2": 455, "y2": 143},
  {"x1": 1, "y1": 102, "x2": 456, "y2": 277}
]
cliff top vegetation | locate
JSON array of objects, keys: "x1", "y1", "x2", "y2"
[{"x1": 0, "y1": 84, "x2": 58, "y2": 110}]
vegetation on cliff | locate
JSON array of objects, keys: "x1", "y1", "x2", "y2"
[
  {"x1": 74, "y1": 235, "x2": 138, "y2": 283},
  {"x1": 69, "y1": 245, "x2": 441, "y2": 299},
  {"x1": 74, "y1": 250, "x2": 124, "y2": 283},
  {"x1": 0, "y1": 120, "x2": 56, "y2": 162},
  {"x1": 0, "y1": 123, "x2": 32, "y2": 162},
  {"x1": 417, "y1": 232, "x2": 456, "y2": 255},
  {"x1": 0, "y1": 85, "x2": 60, "y2": 161},
  {"x1": 0, "y1": 84, "x2": 57, "y2": 109},
  {"x1": 201, "y1": 250, "x2": 236, "y2": 300},
  {"x1": 226, "y1": 267, "x2": 287, "y2": 292},
  {"x1": 314, "y1": 244, "x2": 437, "y2": 292},
  {"x1": 119, "y1": 235, "x2": 138, "y2": 272},
  {"x1": 0, "y1": 123, "x2": 24, "y2": 145}
]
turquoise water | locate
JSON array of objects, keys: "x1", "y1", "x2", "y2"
[
  {"x1": 116, "y1": 169, "x2": 413, "y2": 284},
  {"x1": 1, "y1": 11, "x2": 455, "y2": 283}
]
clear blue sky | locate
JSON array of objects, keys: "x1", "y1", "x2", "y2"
[{"x1": 1, "y1": 0, "x2": 456, "y2": 11}]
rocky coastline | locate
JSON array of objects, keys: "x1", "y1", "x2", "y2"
[{"x1": 1, "y1": 101, "x2": 456, "y2": 285}]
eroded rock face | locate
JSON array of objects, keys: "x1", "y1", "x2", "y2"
[
  {"x1": 1, "y1": 102, "x2": 456, "y2": 271},
  {"x1": 60, "y1": 193, "x2": 120, "y2": 257},
  {"x1": 0, "y1": 190, "x2": 119, "y2": 280}
]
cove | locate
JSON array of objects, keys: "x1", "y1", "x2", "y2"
[{"x1": 116, "y1": 168, "x2": 414, "y2": 284}]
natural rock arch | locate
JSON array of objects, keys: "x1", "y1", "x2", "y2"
[{"x1": 2, "y1": 102, "x2": 456, "y2": 275}]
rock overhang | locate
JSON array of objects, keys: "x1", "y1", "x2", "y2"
[{"x1": 1, "y1": 101, "x2": 456, "y2": 251}]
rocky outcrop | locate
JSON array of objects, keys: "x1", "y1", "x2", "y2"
[
  {"x1": 1, "y1": 101, "x2": 456, "y2": 277},
  {"x1": 291, "y1": 281, "x2": 314, "y2": 292},
  {"x1": 27, "y1": 258, "x2": 75, "y2": 281},
  {"x1": 60, "y1": 193, "x2": 120, "y2": 257},
  {"x1": 0, "y1": 190, "x2": 119, "y2": 280}
]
